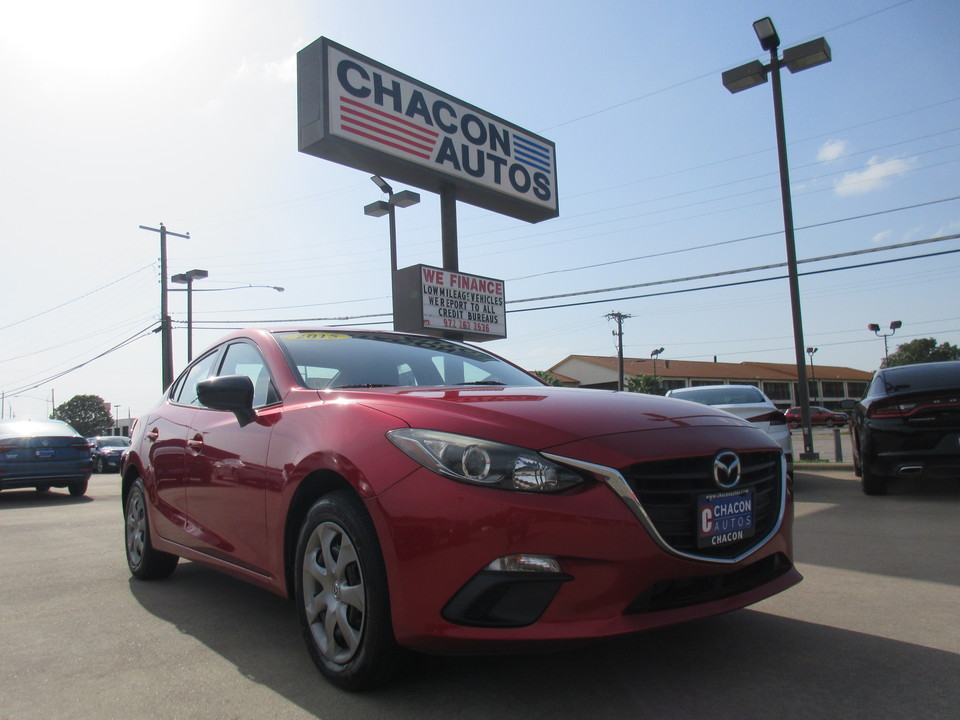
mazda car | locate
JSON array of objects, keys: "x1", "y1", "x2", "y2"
[
  {"x1": 843, "y1": 360, "x2": 960, "y2": 495},
  {"x1": 0, "y1": 419, "x2": 92, "y2": 495},
  {"x1": 122, "y1": 329, "x2": 800, "y2": 690}
]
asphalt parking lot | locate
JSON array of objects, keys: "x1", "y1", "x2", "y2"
[{"x1": 1, "y1": 468, "x2": 958, "y2": 719}]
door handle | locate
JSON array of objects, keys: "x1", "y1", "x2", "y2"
[
  {"x1": 146, "y1": 429, "x2": 159, "y2": 442},
  {"x1": 187, "y1": 435, "x2": 204, "y2": 455}
]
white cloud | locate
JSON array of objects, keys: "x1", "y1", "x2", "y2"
[
  {"x1": 834, "y1": 155, "x2": 918, "y2": 196},
  {"x1": 817, "y1": 139, "x2": 847, "y2": 162},
  {"x1": 872, "y1": 229, "x2": 893, "y2": 244}
]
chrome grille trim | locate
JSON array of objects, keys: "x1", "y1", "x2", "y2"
[{"x1": 542, "y1": 452, "x2": 787, "y2": 565}]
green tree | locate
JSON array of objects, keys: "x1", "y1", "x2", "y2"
[
  {"x1": 883, "y1": 338, "x2": 960, "y2": 368},
  {"x1": 534, "y1": 370, "x2": 562, "y2": 386},
  {"x1": 625, "y1": 374, "x2": 665, "y2": 395},
  {"x1": 51, "y1": 395, "x2": 113, "y2": 437}
]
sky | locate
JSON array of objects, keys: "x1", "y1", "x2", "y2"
[{"x1": 2, "y1": 0, "x2": 959, "y2": 423}]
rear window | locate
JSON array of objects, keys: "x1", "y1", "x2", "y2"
[
  {"x1": 670, "y1": 386, "x2": 766, "y2": 405},
  {"x1": 877, "y1": 362, "x2": 960, "y2": 395}
]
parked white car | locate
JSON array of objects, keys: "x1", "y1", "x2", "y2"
[{"x1": 665, "y1": 385, "x2": 793, "y2": 475}]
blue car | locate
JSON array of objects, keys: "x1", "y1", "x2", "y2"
[
  {"x1": 87, "y1": 435, "x2": 131, "y2": 474},
  {"x1": 0, "y1": 420, "x2": 92, "y2": 496}
]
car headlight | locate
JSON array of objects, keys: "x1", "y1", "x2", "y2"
[{"x1": 387, "y1": 429, "x2": 583, "y2": 492}]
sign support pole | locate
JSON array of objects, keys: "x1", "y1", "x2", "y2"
[{"x1": 440, "y1": 184, "x2": 463, "y2": 341}]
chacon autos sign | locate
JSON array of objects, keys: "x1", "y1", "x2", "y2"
[{"x1": 297, "y1": 37, "x2": 558, "y2": 223}]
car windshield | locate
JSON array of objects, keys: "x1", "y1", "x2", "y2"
[
  {"x1": 670, "y1": 386, "x2": 765, "y2": 405},
  {"x1": 97, "y1": 437, "x2": 130, "y2": 447},
  {"x1": 274, "y1": 331, "x2": 543, "y2": 390}
]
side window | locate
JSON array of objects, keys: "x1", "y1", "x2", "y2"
[
  {"x1": 218, "y1": 342, "x2": 279, "y2": 407},
  {"x1": 174, "y1": 350, "x2": 222, "y2": 406}
]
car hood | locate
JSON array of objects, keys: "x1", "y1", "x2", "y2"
[{"x1": 336, "y1": 385, "x2": 753, "y2": 450}]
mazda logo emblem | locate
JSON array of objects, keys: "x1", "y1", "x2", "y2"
[{"x1": 713, "y1": 451, "x2": 741, "y2": 489}]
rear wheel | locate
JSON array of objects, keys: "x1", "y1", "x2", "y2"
[
  {"x1": 860, "y1": 466, "x2": 888, "y2": 496},
  {"x1": 95, "y1": 457, "x2": 105, "y2": 473},
  {"x1": 295, "y1": 491, "x2": 400, "y2": 691},
  {"x1": 125, "y1": 479, "x2": 178, "y2": 579},
  {"x1": 68, "y1": 479, "x2": 88, "y2": 497}
]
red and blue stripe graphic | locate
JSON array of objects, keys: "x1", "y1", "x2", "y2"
[
  {"x1": 512, "y1": 135, "x2": 553, "y2": 175},
  {"x1": 338, "y1": 96, "x2": 440, "y2": 160}
]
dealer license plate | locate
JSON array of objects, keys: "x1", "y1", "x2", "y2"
[
  {"x1": 697, "y1": 489, "x2": 755, "y2": 549},
  {"x1": 35, "y1": 449, "x2": 56, "y2": 459}
]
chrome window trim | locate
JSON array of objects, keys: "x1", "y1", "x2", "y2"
[{"x1": 542, "y1": 452, "x2": 787, "y2": 565}]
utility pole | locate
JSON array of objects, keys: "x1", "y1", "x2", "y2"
[
  {"x1": 606, "y1": 312, "x2": 632, "y2": 391},
  {"x1": 139, "y1": 223, "x2": 190, "y2": 390}
]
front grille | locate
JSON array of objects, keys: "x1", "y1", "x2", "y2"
[
  {"x1": 625, "y1": 553, "x2": 793, "y2": 614},
  {"x1": 621, "y1": 451, "x2": 783, "y2": 560}
]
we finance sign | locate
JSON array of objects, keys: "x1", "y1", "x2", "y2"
[{"x1": 297, "y1": 38, "x2": 558, "y2": 223}]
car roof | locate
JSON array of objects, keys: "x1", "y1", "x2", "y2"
[{"x1": 0, "y1": 419, "x2": 80, "y2": 438}]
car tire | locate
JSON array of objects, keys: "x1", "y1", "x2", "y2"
[
  {"x1": 125, "y1": 479, "x2": 179, "y2": 579},
  {"x1": 69, "y1": 479, "x2": 88, "y2": 497},
  {"x1": 95, "y1": 457, "x2": 104, "y2": 473},
  {"x1": 860, "y1": 466, "x2": 888, "y2": 496},
  {"x1": 295, "y1": 491, "x2": 400, "y2": 691}
]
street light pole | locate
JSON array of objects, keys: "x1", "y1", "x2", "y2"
[
  {"x1": 723, "y1": 18, "x2": 831, "y2": 461},
  {"x1": 171, "y1": 269, "x2": 209, "y2": 362},
  {"x1": 651, "y1": 347, "x2": 664, "y2": 391},
  {"x1": 868, "y1": 321, "x2": 902, "y2": 362}
]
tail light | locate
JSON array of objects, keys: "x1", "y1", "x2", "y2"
[
  {"x1": 749, "y1": 411, "x2": 786, "y2": 425},
  {"x1": 869, "y1": 395, "x2": 959, "y2": 419}
]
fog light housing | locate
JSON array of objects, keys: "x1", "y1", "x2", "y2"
[
  {"x1": 486, "y1": 554, "x2": 562, "y2": 573},
  {"x1": 443, "y1": 557, "x2": 572, "y2": 627}
]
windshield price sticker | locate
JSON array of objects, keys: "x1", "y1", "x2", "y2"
[{"x1": 697, "y1": 489, "x2": 754, "y2": 548}]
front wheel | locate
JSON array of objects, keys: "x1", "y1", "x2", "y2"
[
  {"x1": 295, "y1": 491, "x2": 400, "y2": 691},
  {"x1": 125, "y1": 479, "x2": 178, "y2": 579}
]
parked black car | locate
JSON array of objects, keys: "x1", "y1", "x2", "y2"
[
  {"x1": 843, "y1": 361, "x2": 960, "y2": 495},
  {"x1": 0, "y1": 419, "x2": 92, "y2": 495},
  {"x1": 87, "y1": 436, "x2": 131, "y2": 473}
]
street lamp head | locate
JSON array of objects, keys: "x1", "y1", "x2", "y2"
[
  {"x1": 364, "y1": 200, "x2": 391, "y2": 218},
  {"x1": 722, "y1": 60, "x2": 768, "y2": 93},
  {"x1": 783, "y1": 37, "x2": 831, "y2": 74},
  {"x1": 753, "y1": 17, "x2": 780, "y2": 51},
  {"x1": 868, "y1": 323, "x2": 881, "y2": 333},
  {"x1": 890, "y1": 320, "x2": 902, "y2": 330},
  {"x1": 392, "y1": 190, "x2": 421, "y2": 208},
  {"x1": 806, "y1": 347, "x2": 818, "y2": 355},
  {"x1": 370, "y1": 175, "x2": 393, "y2": 195},
  {"x1": 651, "y1": 347, "x2": 664, "y2": 358},
  {"x1": 171, "y1": 269, "x2": 208, "y2": 284}
]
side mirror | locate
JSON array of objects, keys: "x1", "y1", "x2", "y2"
[{"x1": 197, "y1": 375, "x2": 257, "y2": 427}]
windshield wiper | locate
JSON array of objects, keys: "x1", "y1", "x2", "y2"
[
  {"x1": 333, "y1": 383, "x2": 399, "y2": 389},
  {"x1": 455, "y1": 381, "x2": 507, "y2": 386}
]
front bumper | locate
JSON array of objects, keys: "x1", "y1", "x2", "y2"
[{"x1": 369, "y1": 443, "x2": 798, "y2": 653}]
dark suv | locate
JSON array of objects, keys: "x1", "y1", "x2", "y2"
[{"x1": 843, "y1": 361, "x2": 960, "y2": 495}]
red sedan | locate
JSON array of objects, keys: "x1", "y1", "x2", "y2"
[
  {"x1": 122, "y1": 329, "x2": 800, "y2": 690},
  {"x1": 785, "y1": 405, "x2": 849, "y2": 428}
]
